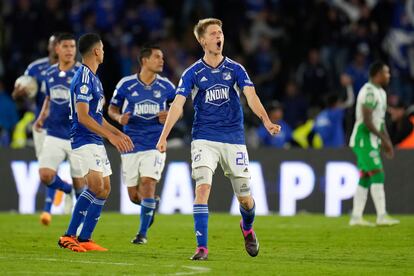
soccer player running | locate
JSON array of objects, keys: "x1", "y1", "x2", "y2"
[
  {"x1": 108, "y1": 45, "x2": 175, "y2": 244},
  {"x1": 12, "y1": 35, "x2": 59, "y2": 226},
  {"x1": 349, "y1": 61, "x2": 400, "y2": 227},
  {"x1": 34, "y1": 33, "x2": 86, "y2": 225},
  {"x1": 156, "y1": 18, "x2": 281, "y2": 260},
  {"x1": 58, "y1": 33, "x2": 134, "y2": 252}
]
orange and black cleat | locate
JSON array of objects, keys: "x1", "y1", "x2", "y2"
[
  {"x1": 78, "y1": 239, "x2": 108, "y2": 251},
  {"x1": 58, "y1": 235, "x2": 86, "y2": 252}
]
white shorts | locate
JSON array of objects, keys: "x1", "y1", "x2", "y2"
[
  {"x1": 121, "y1": 150, "x2": 166, "y2": 187},
  {"x1": 38, "y1": 135, "x2": 83, "y2": 178},
  {"x1": 191, "y1": 139, "x2": 250, "y2": 180},
  {"x1": 73, "y1": 144, "x2": 112, "y2": 177},
  {"x1": 32, "y1": 126, "x2": 46, "y2": 158}
]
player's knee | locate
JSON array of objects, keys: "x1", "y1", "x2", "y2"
[
  {"x1": 193, "y1": 166, "x2": 213, "y2": 186},
  {"x1": 127, "y1": 187, "x2": 140, "y2": 204},
  {"x1": 237, "y1": 195, "x2": 254, "y2": 210},
  {"x1": 39, "y1": 169, "x2": 55, "y2": 184},
  {"x1": 231, "y1": 177, "x2": 251, "y2": 197},
  {"x1": 139, "y1": 177, "x2": 157, "y2": 195}
]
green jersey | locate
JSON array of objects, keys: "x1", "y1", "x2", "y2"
[{"x1": 349, "y1": 82, "x2": 387, "y2": 149}]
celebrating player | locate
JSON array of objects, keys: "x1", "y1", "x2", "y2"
[
  {"x1": 58, "y1": 33, "x2": 134, "y2": 252},
  {"x1": 12, "y1": 34, "x2": 59, "y2": 225},
  {"x1": 34, "y1": 33, "x2": 86, "y2": 225},
  {"x1": 108, "y1": 45, "x2": 175, "y2": 244},
  {"x1": 349, "y1": 61, "x2": 400, "y2": 227},
  {"x1": 156, "y1": 18, "x2": 281, "y2": 260}
]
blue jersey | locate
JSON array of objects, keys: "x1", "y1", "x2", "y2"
[
  {"x1": 69, "y1": 64, "x2": 105, "y2": 149},
  {"x1": 110, "y1": 74, "x2": 175, "y2": 153},
  {"x1": 24, "y1": 57, "x2": 52, "y2": 122},
  {"x1": 176, "y1": 57, "x2": 254, "y2": 145},
  {"x1": 45, "y1": 63, "x2": 81, "y2": 140},
  {"x1": 313, "y1": 108, "x2": 345, "y2": 147}
]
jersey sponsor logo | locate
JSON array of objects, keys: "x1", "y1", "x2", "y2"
[
  {"x1": 96, "y1": 96, "x2": 105, "y2": 115},
  {"x1": 153, "y1": 90, "x2": 161, "y2": 98},
  {"x1": 133, "y1": 99, "x2": 160, "y2": 120},
  {"x1": 205, "y1": 84, "x2": 230, "y2": 106},
  {"x1": 222, "y1": 71, "x2": 231, "y2": 80},
  {"x1": 80, "y1": 85, "x2": 89, "y2": 94},
  {"x1": 50, "y1": 85, "x2": 70, "y2": 104}
]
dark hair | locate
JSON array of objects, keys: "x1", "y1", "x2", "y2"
[
  {"x1": 56, "y1": 33, "x2": 75, "y2": 43},
  {"x1": 78, "y1": 33, "x2": 101, "y2": 56},
  {"x1": 139, "y1": 44, "x2": 161, "y2": 65},
  {"x1": 369, "y1": 61, "x2": 386, "y2": 78},
  {"x1": 324, "y1": 93, "x2": 339, "y2": 108}
]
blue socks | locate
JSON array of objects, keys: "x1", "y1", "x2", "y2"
[
  {"x1": 193, "y1": 204, "x2": 209, "y2": 248},
  {"x1": 240, "y1": 202, "x2": 256, "y2": 231},
  {"x1": 43, "y1": 187, "x2": 56, "y2": 213},
  {"x1": 138, "y1": 198, "x2": 156, "y2": 237},
  {"x1": 66, "y1": 189, "x2": 95, "y2": 236},
  {"x1": 47, "y1": 175, "x2": 72, "y2": 194},
  {"x1": 78, "y1": 197, "x2": 106, "y2": 241},
  {"x1": 75, "y1": 186, "x2": 85, "y2": 200}
]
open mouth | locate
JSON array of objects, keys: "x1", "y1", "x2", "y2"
[{"x1": 217, "y1": 41, "x2": 222, "y2": 48}]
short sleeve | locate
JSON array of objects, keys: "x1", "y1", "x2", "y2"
[
  {"x1": 110, "y1": 81, "x2": 126, "y2": 108},
  {"x1": 235, "y1": 64, "x2": 254, "y2": 91},
  {"x1": 362, "y1": 87, "x2": 377, "y2": 109},
  {"x1": 165, "y1": 81, "x2": 176, "y2": 102},
  {"x1": 75, "y1": 82, "x2": 92, "y2": 103},
  {"x1": 45, "y1": 77, "x2": 50, "y2": 96},
  {"x1": 176, "y1": 70, "x2": 194, "y2": 98}
]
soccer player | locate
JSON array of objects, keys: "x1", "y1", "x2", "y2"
[
  {"x1": 156, "y1": 18, "x2": 281, "y2": 260},
  {"x1": 12, "y1": 34, "x2": 59, "y2": 225},
  {"x1": 58, "y1": 33, "x2": 133, "y2": 252},
  {"x1": 34, "y1": 33, "x2": 86, "y2": 225},
  {"x1": 349, "y1": 61, "x2": 400, "y2": 226},
  {"x1": 108, "y1": 45, "x2": 175, "y2": 244}
]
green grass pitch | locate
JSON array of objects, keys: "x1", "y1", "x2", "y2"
[{"x1": 0, "y1": 213, "x2": 413, "y2": 275}]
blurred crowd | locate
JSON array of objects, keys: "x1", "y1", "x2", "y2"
[{"x1": 1, "y1": 0, "x2": 414, "y2": 149}]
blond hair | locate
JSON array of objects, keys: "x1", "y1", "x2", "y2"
[{"x1": 193, "y1": 18, "x2": 223, "y2": 43}]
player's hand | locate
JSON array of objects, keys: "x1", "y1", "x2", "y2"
[
  {"x1": 109, "y1": 133, "x2": 134, "y2": 153},
  {"x1": 264, "y1": 121, "x2": 281, "y2": 136},
  {"x1": 382, "y1": 139, "x2": 394, "y2": 159},
  {"x1": 158, "y1": 111, "x2": 168, "y2": 124},
  {"x1": 33, "y1": 118, "x2": 44, "y2": 132},
  {"x1": 156, "y1": 138, "x2": 167, "y2": 153},
  {"x1": 118, "y1": 112, "x2": 131, "y2": 126}
]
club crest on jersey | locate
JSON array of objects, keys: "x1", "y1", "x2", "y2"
[
  {"x1": 222, "y1": 71, "x2": 232, "y2": 80},
  {"x1": 133, "y1": 99, "x2": 160, "y2": 120},
  {"x1": 50, "y1": 85, "x2": 70, "y2": 104},
  {"x1": 80, "y1": 85, "x2": 89, "y2": 94},
  {"x1": 205, "y1": 84, "x2": 230, "y2": 106},
  {"x1": 153, "y1": 90, "x2": 161, "y2": 98}
]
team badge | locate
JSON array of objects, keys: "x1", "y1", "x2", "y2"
[
  {"x1": 66, "y1": 77, "x2": 72, "y2": 83},
  {"x1": 80, "y1": 85, "x2": 89, "y2": 94},
  {"x1": 153, "y1": 90, "x2": 161, "y2": 98},
  {"x1": 222, "y1": 72, "x2": 231, "y2": 80}
]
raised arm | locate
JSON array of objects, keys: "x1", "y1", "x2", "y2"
[
  {"x1": 243, "y1": 86, "x2": 281, "y2": 135},
  {"x1": 156, "y1": 94, "x2": 186, "y2": 152}
]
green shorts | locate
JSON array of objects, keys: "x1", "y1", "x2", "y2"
[{"x1": 352, "y1": 146, "x2": 383, "y2": 172}]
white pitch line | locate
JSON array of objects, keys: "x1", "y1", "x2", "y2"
[
  {"x1": 0, "y1": 256, "x2": 134, "y2": 266},
  {"x1": 170, "y1": 266, "x2": 211, "y2": 275}
]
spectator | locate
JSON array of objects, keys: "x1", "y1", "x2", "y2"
[
  {"x1": 0, "y1": 80, "x2": 19, "y2": 146},
  {"x1": 313, "y1": 85, "x2": 354, "y2": 148},
  {"x1": 282, "y1": 80, "x2": 309, "y2": 129},
  {"x1": 387, "y1": 99, "x2": 414, "y2": 148},
  {"x1": 256, "y1": 101, "x2": 292, "y2": 148},
  {"x1": 296, "y1": 48, "x2": 330, "y2": 108}
]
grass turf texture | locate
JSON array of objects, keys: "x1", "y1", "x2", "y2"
[{"x1": 0, "y1": 213, "x2": 413, "y2": 275}]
